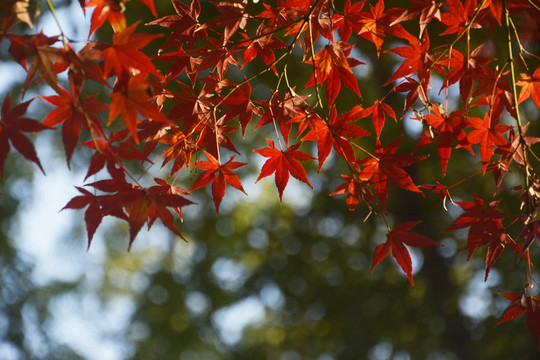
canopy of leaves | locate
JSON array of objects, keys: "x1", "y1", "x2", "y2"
[{"x1": 1, "y1": 0, "x2": 539, "y2": 352}]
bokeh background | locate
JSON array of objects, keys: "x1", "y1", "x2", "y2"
[{"x1": 1, "y1": 0, "x2": 539, "y2": 359}]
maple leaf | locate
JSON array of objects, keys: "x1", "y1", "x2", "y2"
[
  {"x1": 254, "y1": 139, "x2": 314, "y2": 201},
  {"x1": 517, "y1": 68, "x2": 540, "y2": 109},
  {"x1": 98, "y1": 21, "x2": 161, "y2": 77},
  {"x1": 61, "y1": 186, "x2": 117, "y2": 247},
  {"x1": 194, "y1": 37, "x2": 241, "y2": 80},
  {"x1": 301, "y1": 106, "x2": 370, "y2": 170},
  {"x1": 196, "y1": 114, "x2": 240, "y2": 160},
  {"x1": 357, "y1": 136, "x2": 424, "y2": 211},
  {"x1": 330, "y1": 174, "x2": 374, "y2": 211},
  {"x1": 498, "y1": 123, "x2": 540, "y2": 169},
  {"x1": 471, "y1": 65, "x2": 511, "y2": 108},
  {"x1": 484, "y1": 232, "x2": 520, "y2": 281},
  {"x1": 146, "y1": 178, "x2": 194, "y2": 241},
  {"x1": 395, "y1": 76, "x2": 430, "y2": 115},
  {"x1": 147, "y1": 0, "x2": 206, "y2": 49},
  {"x1": 445, "y1": 193, "x2": 506, "y2": 260},
  {"x1": 256, "y1": 1, "x2": 298, "y2": 29},
  {"x1": 497, "y1": 291, "x2": 540, "y2": 348},
  {"x1": 190, "y1": 152, "x2": 247, "y2": 214},
  {"x1": 353, "y1": 0, "x2": 415, "y2": 53},
  {"x1": 255, "y1": 91, "x2": 309, "y2": 146},
  {"x1": 390, "y1": 0, "x2": 442, "y2": 38},
  {"x1": 153, "y1": 46, "x2": 201, "y2": 84},
  {"x1": 440, "y1": 45, "x2": 492, "y2": 107},
  {"x1": 384, "y1": 33, "x2": 434, "y2": 86},
  {"x1": 86, "y1": 0, "x2": 126, "y2": 37},
  {"x1": 41, "y1": 87, "x2": 107, "y2": 168},
  {"x1": 305, "y1": 41, "x2": 362, "y2": 105},
  {"x1": 519, "y1": 221, "x2": 540, "y2": 257},
  {"x1": 203, "y1": 0, "x2": 250, "y2": 40},
  {"x1": 357, "y1": 100, "x2": 396, "y2": 138},
  {"x1": 1, "y1": 0, "x2": 33, "y2": 33},
  {"x1": 422, "y1": 107, "x2": 474, "y2": 175},
  {"x1": 440, "y1": 0, "x2": 483, "y2": 36},
  {"x1": 77, "y1": 177, "x2": 193, "y2": 248},
  {"x1": 81, "y1": 129, "x2": 149, "y2": 181},
  {"x1": 61, "y1": 43, "x2": 107, "y2": 92},
  {"x1": 467, "y1": 110, "x2": 511, "y2": 173},
  {"x1": 418, "y1": 178, "x2": 455, "y2": 211},
  {"x1": 168, "y1": 81, "x2": 215, "y2": 132},
  {"x1": 148, "y1": 125, "x2": 199, "y2": 176},
  {"x1": 371, "y1": 221, "x2": 440, "y2": 286},
  {"x1": 109, "y1": 73, "x2": 173, "y2": 143},
  {"x1": 241, "y1": 24, "x2": 287, "y2": 75},
  {"x1": 333, "y1": 0, "x2": 366, "y2": 42},
  {"x1": 221, "y1": 82, "x2": 263, "y2": 136},
  {"x1": 0, "y1": 94, "x2": 50, "y2": 178},
  {"x1": 480, "y1": 0, "x2": 503, "y2": 25},
  {"x1": 8, "y1": 33, "x2": 64, "y2": 95}
]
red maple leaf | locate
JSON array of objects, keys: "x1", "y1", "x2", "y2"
[
  {"x1": 357, "y1": 136, "x2": 424, "y2": 211},
  {"x1": 8, "y1": 33, "x2": 64, "y2": 95},
  {"x1": 330, "y1": 174, "x2": 374, "y2": 211},
  {"x1": 109, "y1": 73, "x2": 172, "y2": 143},
  {"x1": 65, "y1": 176, "x2": 194, "y2": 248},
  {"x1": 422, "y1": 107, "x2": 474, "y2": 175},
  {"x1": 254, "y1": 138, "x2": 314, "y2": 201},
  {"x1": 353, "y1": 0, "x2": 415, "y2": 53},
  {"x1": 384, "y1": 33, "x2": 434, "y2": 86},
  {"x1": 517, "y1": 68, "x2": 540, "y2": 109},
  {"x1": 333, "y1": 0, "x2": 367, "y2": 42},
  {"x1": 390, "y1": 0, "x2": 442, "y2": 38},
  {"x1": 371, "y1": 221, "x2": 440, "y2": 286},
  {"x1": 147, "y1": 0, "x2": 205, "y2": 49},
  {"x1": 81, "y1": 129, "x2": 149, "y2": 181},
  {"x1": 255, "y1": 91, "x2": 309, "y2": 146},
  {"x1": 241, "y1": 24, "x2": 287, "y2": 75},
  {"x1": 357, "y1": 100, "x2": 396, "y2": 138},
  {"x1": 301, "y1": 106, "x2": 370, "y2": 170},
  {"x1": 445, "y1": 193, "x2": 506, "y2": 260},
  {"x1": 484, "y1": 232, "x2": 522, "y2": 281},
  {"x1": 86, "y1": 0, "x2": 126, "y2": 37},
  {"x1": 305, "y1": 41, "x2": 362, "y2": 105},
  {"x1": 203, "y1": 0, "x2": 250, "y2": 40},
  {"x1": 440, "y1": 45, "x2": 492, "y2": 107},
  {"x1": 190, "y1": 152, "x2": 247, "y2": 214},
  {"x1": 146, "y1": 178, "x2": 194, "y2": 241},
  {"x1": 41, "y1": 87, "x2": 106, "y2": 168},
  {"x1": 99, "y1": 21, "x2": 161, "y2": 77},
  {"x1": 0, "y1": 94, "x2": 50, "y2": 178},
  {"x1": 61, "y1": 186, "x2": 119, "y2": 247},
  {"x1": 154, "y1": 46, "x2": 201, "y2": 84},
  {"x1": 467, "y1": 110, "x2": 511, "y2": 173},
  {"x1": 480, "y1": 0, "x2": 503, "y2": 25},
  {"x1": 440, "y1": 0, "x2": 483, "y2": 36},
  {"x1": 419, "y1": 178, "x2": 455, "y2": 210},
  {"x1": 471, "y1": 65, "x2": 511, "y2": 108},
  {"x1": 519, "y1": 221, "x2": 540, "y2": 257},
  {"x1": 497, "y1": 123, "x2": 540, "y2": 171},
  {"x1": 194, "y1": 37, "x2": 241, "y2": 80},
  {"x1": 221, "y1": 82, "x2": 263, "y2": 136},
  {"x1": 256, "y1": 1, "x2": 298, "y2": 29},
  {"x1": 497, "y1": 291, "x2": 540, "y2": 348},
  {"x1": 395, "y1": 76, "x2": 430, "y2": 115}
]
